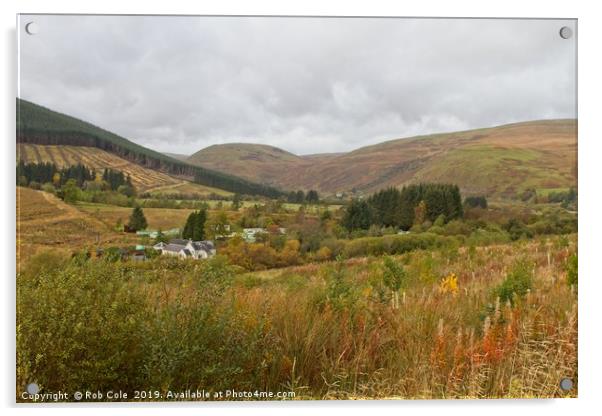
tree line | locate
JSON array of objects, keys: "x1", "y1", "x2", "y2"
[
  {"x1": 17, "y1": 161, "x2": 94, "y2": 188},
  {"x1": 102, "y1": 168, "x2": 133, "y2": 191},
  {"x1": 286, "y1": 189, "x2": 320, "y2": 204},
  {"x1": 342, "y1": 183, "x2": 463, "y2": 231},
  {"x1": 17, "y1": 160, "x2": 133, "y2": 191}
]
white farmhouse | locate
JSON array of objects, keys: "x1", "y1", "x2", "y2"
[{"x1": 154, "y1": 239, "x2": 216, "y2": 260}]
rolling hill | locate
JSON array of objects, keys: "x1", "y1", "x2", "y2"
[
  {"x1": 187, "y1": 119, "x2": 577, "y2": 198},
  {"x1": 16, "y1": 98, "x2": 284, "y2": 198},
  {"x1": 188, "y1": 143, "x2": 308, "y2": 185}
]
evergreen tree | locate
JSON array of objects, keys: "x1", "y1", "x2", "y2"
[
  {"x1": 193, "y1": 209, "x2": 207, "y2": 240},
  {"x1": 182, "y1": 209, "x2": 207, "y2": 240},
  {"x1": 286, "y1": 191, "x2": 297, "y2": 203},
  {"x1": 342, "y1": 199, "x2": 373, "y2": 231},
  {"x1": 399, "y1": 186, "x2": 416, "y2": 230},
  {"x1": 127, "y1": 206, "x2": 148, "y2": 232},
  {"x1": 232, "y1": 193, "x2": 241, "y2": 211},
  {"x1": 367, "y1": 187, "x2": 402, "y2": 227},
  {"x1": 305, "y1": 190, "x2": 320, "y2": 204}
]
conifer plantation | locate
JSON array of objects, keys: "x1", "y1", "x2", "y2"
[{"x1": 343, "y1": 184, "x2": 463, "y2": 231}]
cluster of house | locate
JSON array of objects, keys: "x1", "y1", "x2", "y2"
[
  {"x1": 153, "y1": 239, "x2": 216, "y2": 260},
  {"x1": 105, "y1": 226, "x2": 287, "y2": 262}
]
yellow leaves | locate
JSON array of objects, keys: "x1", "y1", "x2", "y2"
[
  {"x1": 316, "y1": 246, "x2": 332, "y2": 261},
  {"x1": 283, "y1": 239, "x2": 300, "y2": 253},
  {"x1": 439, "y1": 272, "x2": 459, "y2": 295}
]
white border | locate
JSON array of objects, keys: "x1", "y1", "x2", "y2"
[{"x1": 2, "y1": 1, "x2": 601, "y2": 415}]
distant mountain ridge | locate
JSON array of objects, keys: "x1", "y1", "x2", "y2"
[
  {"x1": 163, "y1": 152, "x2": 190, "y2": 162},
  {"x1": 187, "y1": 119, "x2": 577, "y2": 198}
]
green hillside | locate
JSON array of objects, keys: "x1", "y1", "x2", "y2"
[
  {"x1": 16, "y1": 98, "x2": 284, "y2": 198},
  {"x1": 187, "y1": 119, "x2": 577, "y2": 198}
]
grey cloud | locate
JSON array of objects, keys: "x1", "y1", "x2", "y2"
[{"x1": 19, "y1": 15, "x2": 576, "y2": 155}]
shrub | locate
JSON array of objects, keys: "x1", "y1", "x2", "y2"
[
  {"x1": 316, "y1": 246, "x2": 333, "y2": 261},
  {"x1": 41, "y1": 182, "x2": 55, "y2": 194},
  {"x1": 443, "y1": 220, "x2": 473, "y2": 236},
  {"x1": 503, "y1": 218, "x2": 533, "y2": 241},
  {"x1": 566, "y1": 253, "x2": 577, "y2": 286},
  {"x1": 320, "y1": 238, "x2": 345, "y2": 258},
  {"x1": 323, "y1": 257, "x2": 358, "y2": 310},
  {"x1": 495, "y1": 260, "x2": 533, "y2": 303},
  {"x1": 17, "y1": 258, "x2": 150, "y2": 392},
  {"x1": 28, "y1": 181, "x2": 41, "y2": 190},
  {"x1": 433, "y1": 214, "x2": 446, "y2": 227},
  {"x1": 381, "y1": 256, "x2": 406, "y2": 292}
]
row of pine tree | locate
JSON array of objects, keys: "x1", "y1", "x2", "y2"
[{"x1": 342, "y1": 184, "x2": 464, "y2": 231}]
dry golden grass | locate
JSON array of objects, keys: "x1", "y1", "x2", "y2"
[
  {"x1": 16, "y1": 187, "x2": 137, "y2": 266},
  {"x1": 76, "y1": 202, "x2": 196, "y2": 231},
  {"x1": 229, "y1": 238, "x2": 577, "y2": 399}
]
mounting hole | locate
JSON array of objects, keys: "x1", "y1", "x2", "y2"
[
  {"x1": 559, "y1": 26, "x2": 573, "y2": 40},
  {"x1": 559, "y1": 377, "x2": 574, "y2": 391},
  {"x1": 26, "y1": 382, "x2": 40, "y2": 395},
  {"x1": 25, "y1": 22, "x2": 39, "y2": 35}
]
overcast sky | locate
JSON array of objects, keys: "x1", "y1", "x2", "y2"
[{"x1": 18, "y1": 15, "x2": 576, "y2": 155}]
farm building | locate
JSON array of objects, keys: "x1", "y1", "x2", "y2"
[
  {"x1": 241, "y1": 227, "x2": 286, "y2": 243},
  {"x1": 153, "y1": 238, "x2": 216, "y2": 260},
  {"x1": 241, "y1": 228, "x2": 267, "y2": 243}
]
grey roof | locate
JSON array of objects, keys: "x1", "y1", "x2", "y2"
[
  {"x1": 162, "y1": 243, "x2": 186, "y2": 253},
  {"x1": 192, "y1": 240, "x2": 215, "y2": 251},
  {"x1": 169, "y1": 239, "x2": 190, "y2": 246}
]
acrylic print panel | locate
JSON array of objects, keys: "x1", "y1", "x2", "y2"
[{"x1": 16, "y1": 15, "x2": 577, "y2": 402}]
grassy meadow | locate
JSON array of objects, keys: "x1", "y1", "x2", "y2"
[{"x1": 17, "y1": 236, "x2": 577, "y2": 400}]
